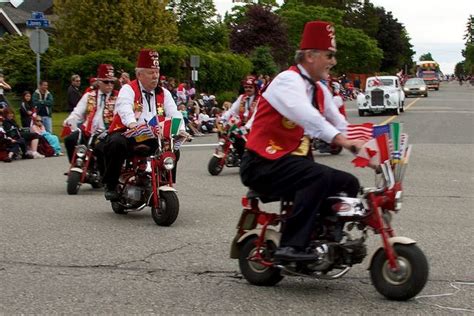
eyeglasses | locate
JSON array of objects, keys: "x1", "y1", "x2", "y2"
[
  {"x1": 325, "y1": 52, "x2": 336, "y2": 59},
  {"x1": 102, "y1": 80, "x2": 115, "y2": 85}
]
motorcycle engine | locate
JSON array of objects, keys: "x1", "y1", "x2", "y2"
[{"x1": 123, "y1": 184, "x2": 144, "y2": 202}]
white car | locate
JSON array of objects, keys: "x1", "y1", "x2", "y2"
[{"x1": 357, "y1": 76, "x2": 405, "y2": 116}]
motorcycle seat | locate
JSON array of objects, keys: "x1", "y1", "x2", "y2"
[
  {"x1": 133, "y1": 144, "x2": 151, "y2": 156},
  {"x1": 246, "y1": 189, "x2": 281, "y2": 204}
]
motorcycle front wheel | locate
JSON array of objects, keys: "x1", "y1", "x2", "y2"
[
  {"x1": 208, "y1": 156, "x2": 224, "y2": 176},
  {"x1": 151, "y1": 191, "x2": 179, "y2": 226},
  {"x1": 67, "y1": 171, "x2": 81, "y2": 195},
  {"x1": 370, "y1": 244, "x2": 429, "y2": 301},
  {"x1": 239, "y1": 237, "x2": 283, "y2": 286}
]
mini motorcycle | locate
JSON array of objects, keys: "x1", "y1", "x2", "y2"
[
  {"x1": 208, "y1": 122, "x2": 242, "y2": 176},
  {"x1": 231, "y1": 150, "x2": 428, "y2": 301},
  {"x1": 313, "y1": 138, "x2": 343, "y2": 155},
  {"x1": 111, "y1": 131, "x2": 187, "y2": 226},
  {"x1": 66, "y1": 129, "x2": 104, "y2": 195}
]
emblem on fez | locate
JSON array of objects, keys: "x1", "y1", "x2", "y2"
[{"x1": 326, "y1": 24, "x2": 336, "y2": 50}]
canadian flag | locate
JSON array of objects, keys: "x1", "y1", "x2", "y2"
[{"x1": 352, "y1": 133, "x2": 390, "y2": 168}]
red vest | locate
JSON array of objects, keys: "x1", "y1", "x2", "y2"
[
  {"x1": 109, "y1": 80, "x2": 165, "y2": 133},
  {"x1": 83, "y1": 89, "x2": 118, "y2": 136},
  {"x1": 245, "y1": 66, "x2": 325, "y2": 160},
  {"x1": 238, "y1": 94, "x2": 258, "y2": 124}
]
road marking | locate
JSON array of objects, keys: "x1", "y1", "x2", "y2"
[
  {"x1": 182, "y1": 143, "x2": 217, "y2": 147},
  {"x1": 378, "y1": 98, "x2": 420, "y2": 125}
]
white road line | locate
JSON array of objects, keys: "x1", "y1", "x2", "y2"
[{"x1": 182, "y1": 143, "x2": 217, "y2": 147}]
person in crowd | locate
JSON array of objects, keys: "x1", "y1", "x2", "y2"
[
  {"x1": 2, "y1": 108, "x2": 43, "y2": 159},
  {"x1": 119, "y1": 72, "x2": 131, "y2": 87},
  {"x1": 221, "y1": 76, "x2": 259, "y2": 159},
  {"x1": 30, "y1": 114, "x2": 63, "y2": 156},
  {"x1": 67, "y1": 74, "x2": 82, "y2": 112},
  {"x1": 0, "y1": 113, "x2": 19, "y2": 162},
  {"x1": 240, "y1": 21, "x2": 365, "y2": 261},
  {"x1": 187, "y1": 81, "x2": 196, "y2": 101},
  {"x1": 330, "y1": 80, "x2": 347, "y2": 118},
  {"x1": 176, "y1": 80, "x2": 188, "y2": 105},
  {"x1": 0, "y1": 73, "x2": 12, "y2": 110},
  {"x1": 222, "y1": 101, "x2": 232, "y2": 112},
  {"x1": 19, "y1": 91, "x2": 35, "y2": 128},
  {"x1": 103, "y1": 49, "x2": 184, "y2": 201},
  {"x1": 63, "y1": 64, "x2": 118, "y2": 175},
  {"x1": 198, "y1": 108, "x2": 216, "y2": 133},
  {"x1": 32, "y1": 80, "x2": 54, "y2": 133},
  {"x1": 179, "y1": 103, "x2": 200, "y2": 136}
]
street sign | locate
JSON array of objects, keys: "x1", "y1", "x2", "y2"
[
  {"x1": 32, "y1": 11, "x2": 45, "y2": 19},
  {"x1": 29, "y1": 29, "x2": 49, "y2": 54},
  {"x1": 191, "y1": 70, "x2": 198, "y2": 82},
  {"x1": 190, "y1": 55, "x2": 200, "y2": 68},
  {"x1": 26, "y1": 19, "x2": 50, "y2": 28}
]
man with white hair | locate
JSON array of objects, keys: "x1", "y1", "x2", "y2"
[{"x1": 103, "y1": 49, "x2": 183, "y2": 201}]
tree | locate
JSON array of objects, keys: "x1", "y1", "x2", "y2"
[
  {"x1": 419, "y1": 53, "x2": 435, "y2": 61},
  {"x1": 345, "y1": 0, "x2": 379, "y2": 38},
  {"x1": 230, "y1": 5, "x2": 291, "y2": 67},
  {"x1": 168, "y1": 0, "x2": 229, "y2": 51},
  {"x1": 249, "y1": 46, "x2": 278, "y2": 76},
  {"x1": 54, "y1": 0, "x2": 178, "y2": 56}
]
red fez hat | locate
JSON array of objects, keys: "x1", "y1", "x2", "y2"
[
  {"x1": 136, "y1": 49, "x2": 160, "y2": 69},
  {"x1": 160, "y1": 75, "x2": 166, "y2": 81},
  {"x1": 299, "y1": 21, "x2": 336, "y2": 52},
  {"x1": 96, "y1": 64, "x2": 116, "y2": 81}
]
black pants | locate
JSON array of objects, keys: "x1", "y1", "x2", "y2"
[
  {"x1": 231, "y1": 135, "x2": 246, "y2": 160},
  {"x1": 240, "y1": 150, "x2": 359, "y2": 250},
  {"x1": 103, "y1": 133, "x2": 180, "y2": 189}
]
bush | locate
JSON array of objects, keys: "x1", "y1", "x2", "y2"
[
  {"x1": 215, "y1": 90, "x2": 238, "y2": 106},
  {"x1": 151, "y1": 44, "x2": 253, "y2": 95}
]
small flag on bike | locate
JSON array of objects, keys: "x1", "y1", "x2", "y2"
[
  {"x1": 346, "y1": 123, "x2": 390, "y2": 141},
  {"x1": 122, "y1": 123, "x2": 154, "y2": 142},
  {"x1": 160, "y1": 117, "x2": 183, "y2": 138}
]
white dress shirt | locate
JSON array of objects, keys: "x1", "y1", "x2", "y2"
[
  {"x1": 222, "y1": 94, "x2": 256, "y2": 122},
  {"x1": 66, "y1": 90, "x2": 110, "y2": 132},
  {"x1": 115, "y1": 81, "x2": 183, "y2": 129},
  {"x1": 262, "y1": 64, "x2": 347, "y2": 143}
]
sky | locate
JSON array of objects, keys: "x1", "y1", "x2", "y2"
[{"x1": 214, "y1": 0, "x2": 472, "y2": 74}]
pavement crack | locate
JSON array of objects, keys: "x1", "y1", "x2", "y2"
[{"x1": 115, "y1": 243, "x2": 192, "y2": 267}]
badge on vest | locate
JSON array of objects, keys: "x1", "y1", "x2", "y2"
[
  {"x1": 265, "y1": 140, "x2": 283, "y2": 155},
  {"x1": 157, "y1": 104, "x2": 164, "y2": 116},
  {"x1": 281, "y1": 117, "x2": 297, "y2": 129}
]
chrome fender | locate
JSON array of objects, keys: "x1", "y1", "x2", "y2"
[
  {"x1": 70, "y1": 167, "x2": 83, "y2": 173},
  {"x1": 367, "y1": 236, "x2": 416, "y2": 269},
  {"x1": 159, "y1": 185, "x2": 177, "y2": 192},
  {"x1": 230, "y1": 228, "x2": 281, "y2": 259}
]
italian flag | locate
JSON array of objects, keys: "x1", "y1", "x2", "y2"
[{"x1": 159, "y1": 117, "x2": 183, "y2": 138}]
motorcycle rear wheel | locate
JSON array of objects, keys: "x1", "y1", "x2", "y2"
[
  {"x1": 370, "y1": 244, "x2": 428, "y2": 301},
  {"x1": 151, "y1": 191, "x2": 179, "y2": 226},
  {"x1": 239, "y1": 237, "x2": 283, "y2": 286},
  {"x1": 111, "y1": 202, "x2": 127, "y2": 214},
  {"x1": 208, "y1": 156, "x2": 224, "y2": 176},
  {"x1": 67, "y1": 171, "x2": 81, "y2": 195}
]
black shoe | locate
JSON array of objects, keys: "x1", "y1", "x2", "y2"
[
  {"x1": 274, "y1": 246, "x2": 319, "y2": 262},
  {"x1": 104, "y1": 187, "x2": 120, "y2": 201}
]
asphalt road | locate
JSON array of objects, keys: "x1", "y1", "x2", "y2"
[{"x1": 1, "y1": 81, "x2": 473, "y2": 314}]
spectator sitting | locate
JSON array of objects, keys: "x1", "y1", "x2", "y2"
[
  {"x1": 198, "y1": 108, "x2": 216, "y2": 133},
  {"x1": 179, "y1": 104, "x2": 200, "y2": 136},
  {"x1": 19, "y1": 91, "x2": 35, "y2": 128},
  {"x1": 0, "y1": 113, "x2": 18, "y2": 162},
  {"x1": 0, "y1": 73, "x2": 12, "y2": 110},
  {"x1": 30, "y1": 115, "x2": 63, "y2": 156},
  {"x1": 2, "y1": 108, "x2": 43, "y2": 159}
]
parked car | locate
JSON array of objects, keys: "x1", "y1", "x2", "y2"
[
  {"x1": 357, "y1": 76, "x2": 405, "y2": 116},
  {"x1": 403, "y1": 78, "x2": 428, "y2": 97}
]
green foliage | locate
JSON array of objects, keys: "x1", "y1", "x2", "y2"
[
  {"x1": 50, "y1": 50, "x2": 134, "y2": 85},
  {"x1": 54, "y1": 0, "x2": 178, "y2": 56},
  {"x1": 463, "y1": 44, "x2": 474, "y2": 74},
  {"x1": 0, "y1": 34, "x2": 63, "y2": 93},
  {"x1": 215, "y1": 90, "x2": 238, "y2": 105},
  {"x1": 333, "y1": 25, "x2": 383, "y2": 73},
  {"x1": 151, "y1": 44, "x2": 252, "y2": 93},
  {"x1": 249, "y1": 46, "x2": 278, "y2": 76},
  {"x1": 419, "y1": 53, "x2": 434, "y2": 61},
  {"x1": 454, "y1": 61, "x2": 465, "y2": 76},
  {"x1": 168, "y1": 0, "x2": 229, "y2": 52}
]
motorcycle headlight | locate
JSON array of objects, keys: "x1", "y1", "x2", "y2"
[
  {"x1": 365, "y1": 95, "x2": 370, "y2": 100},
  {"x1": 163, "y1": 157, "x2": 175, "y2": 170},
  {"x1": 384, "y1": 93, "x2": 390, "y2": 99},
  {"x1": 76, "y1": 145, "x2": 87, "y2": 158},
  {"x1": 75, "y1": 158, "x2": 83, "y2": 167}
]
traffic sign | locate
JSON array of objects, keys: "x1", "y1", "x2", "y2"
[
  {"x1": 190, "y1": 55, "x2": 200, "y2": 68},
  {"x1": 32, "y1": 11, "x2": 45, "y2": 20},
  {"x1": 29, "y1": 29, "x2": 49, "y2": 54},
  {"x1": 26, "y1": 19, "x2": 50, "y2": 28}
]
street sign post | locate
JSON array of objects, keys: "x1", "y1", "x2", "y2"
[
  {"x1": 26, "y1": 12, "x2": 49, "y2": 88},
  {"x1": 190, "y1": 55, "x2": 200, "y2": 82}
]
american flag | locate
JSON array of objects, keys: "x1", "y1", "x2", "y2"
[{"x1": 346, "y1": 123, "x2": 390, "y2": 141}]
